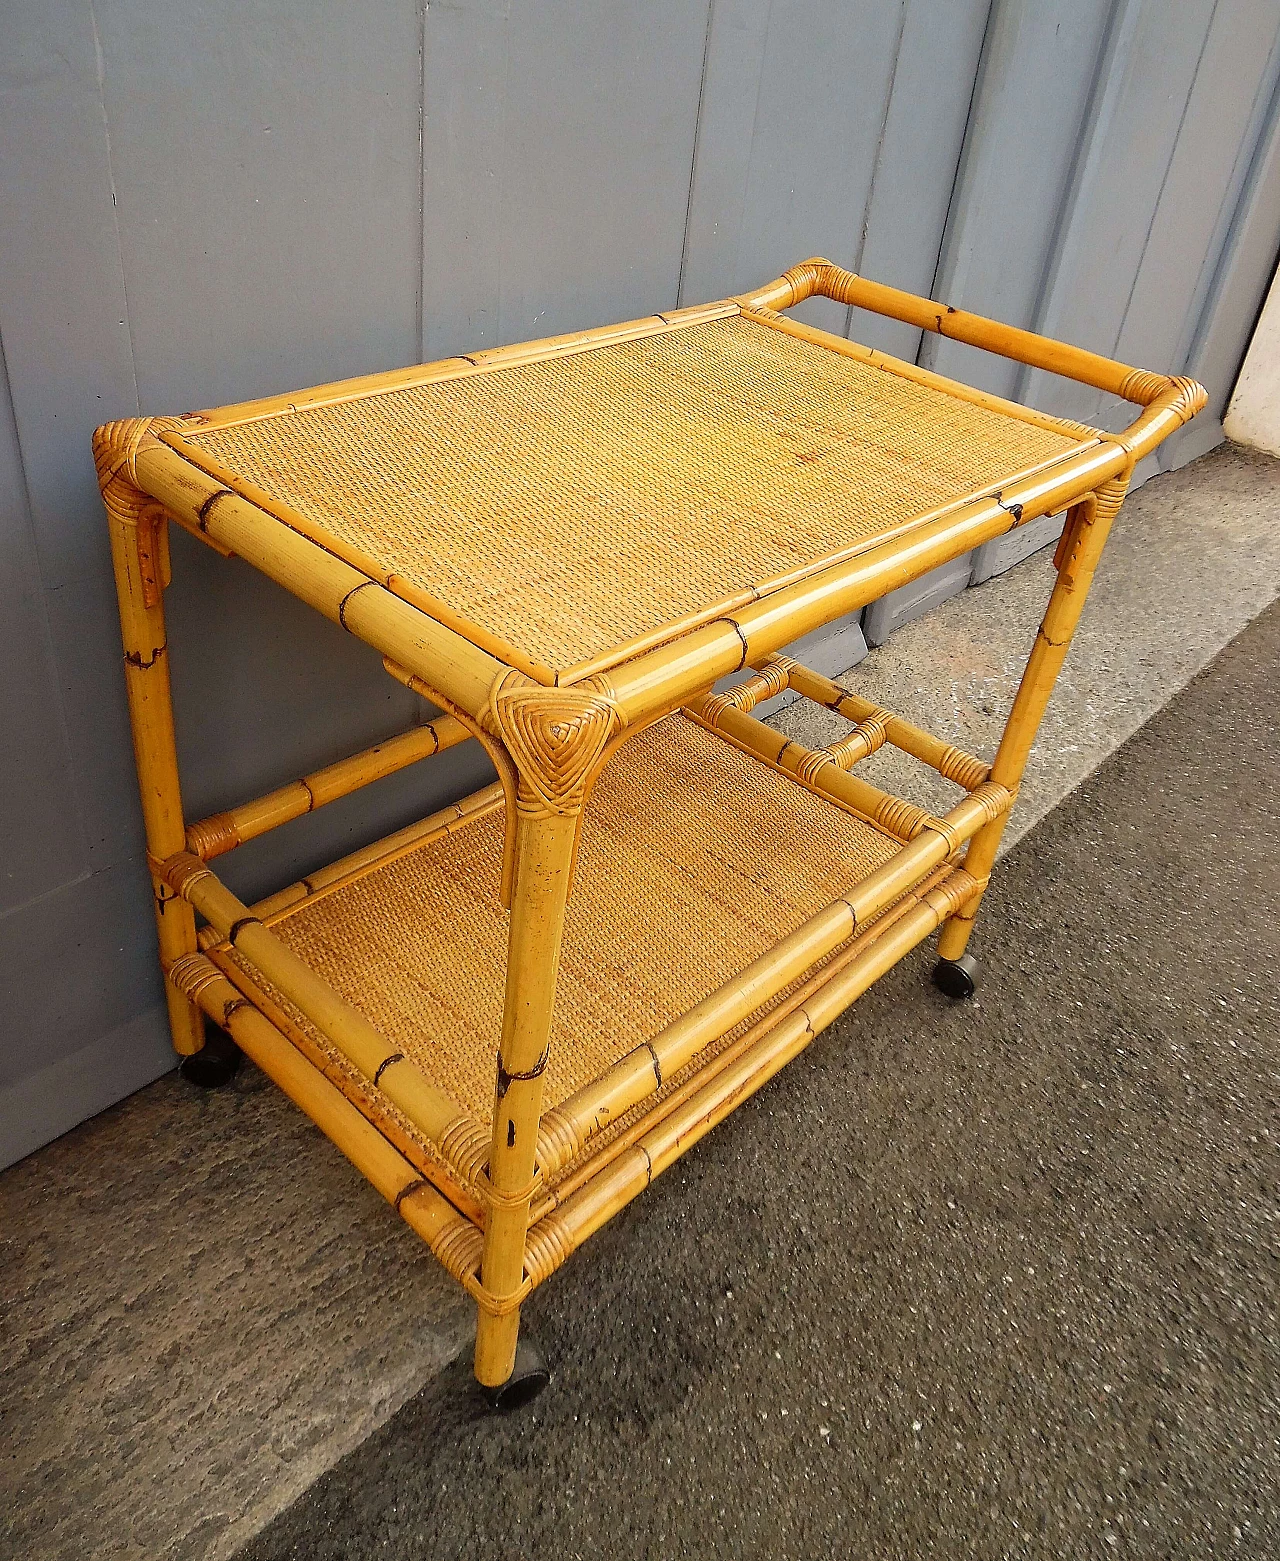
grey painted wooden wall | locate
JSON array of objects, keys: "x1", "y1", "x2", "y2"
[{"x1": 3, "y1": 0, "x2": 1278, "y2": 1166}]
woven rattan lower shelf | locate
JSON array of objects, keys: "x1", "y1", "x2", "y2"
[
  {"x1": 207, "y1": 713, "x2": 924, "y2": 1187},
  {"x1": 95, "y1": 256, "x2": 1204, "y2": 1401}
]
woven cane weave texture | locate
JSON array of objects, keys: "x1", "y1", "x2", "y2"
[
  {"x1": 182, "y1": 316, "x2": 1085, "y2": 675},
  {"x1": 232, "y1": 714, "x2": 901, "y2": 1158}
]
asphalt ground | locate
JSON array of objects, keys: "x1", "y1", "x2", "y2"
[{"x1": 240, "y1": 602, "x2": 1279, "y2": 1561}]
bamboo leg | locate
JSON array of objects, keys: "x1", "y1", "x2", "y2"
[
  {"x1": 474, "y1": 808, "x2": 580, "y2": 1386},
  {"x1": 95, "y1": 420, "x2": 204, "y2": 1056},
  {"x1": 936, "y1": 476, "x2": 1129, "y2": 962},
  {"x1": 473, "y1": 672, "x2": 620, "y2": 1389}
]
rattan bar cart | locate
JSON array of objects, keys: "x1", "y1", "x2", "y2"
[{"x1": 95, "y1": 259, "x2": 1203, "y2": 1404}]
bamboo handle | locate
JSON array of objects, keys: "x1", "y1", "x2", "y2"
[{"x1": 738, "y1": 259, "x2": 1208, "y2": 425}]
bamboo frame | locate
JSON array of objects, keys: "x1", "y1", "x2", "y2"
[{"x1": 96, "y1": 258, "x2": 1204, "y2": 1396}]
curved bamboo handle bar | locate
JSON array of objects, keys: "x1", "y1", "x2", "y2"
[
  {"x1": 157, "y1": 849, "x2": 476, "y2": 1157},
  {"x1": 737, "y1": 257, "x2": 1207, "y2": 463},
  {"x1": 185, "y1": 714, "x2": 470, "y2": 859}
]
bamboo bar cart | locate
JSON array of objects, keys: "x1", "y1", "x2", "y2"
[{"x1": 95, "y1": 258, "x2": 1203, "y2": 1405}]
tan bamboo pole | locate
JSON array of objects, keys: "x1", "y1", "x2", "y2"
[
  {"x1": 937, "y1": 477, "x2": 1129, "y2": 961},
  {"x1": 602, "y1": 438, "x2": 1127, "y2": 727},
  {"x1": 537, "y1": 779, "x2": 1009, "y2": 1176},
  {"x1": 187, "y1": 301, "x2": 741, "y2": 434},
  {"x1": 471, "y1": 670, "x2": 622, "y2": 1383},
  {"x1": 166, "y1": 952, "x2": 482, "y2": 1273},
  {"x1": 131, "y1": 437, "x2": 504, "y2": 720},
  {"x1": 185, "y1": 715, "x2": 469, "y2": 859},
  {"x1": 94, "y1": 421, "x2": 204, "y2": 1056},
  {"x1": 222, "y1": 780, "x2": 504, "y2": 927},
  {"x1": 536, "y1": 871, "x2": 977, "y2": 1264},
  {"x1": 473, "y1": 807, "x2": 581, "y2": 1387},
  {"x1": 157, "y1": 850, "x2": 471, "y2": 1149},
  {"x1": 777, "y1": 659, "x2": 991, "y2": 791}
]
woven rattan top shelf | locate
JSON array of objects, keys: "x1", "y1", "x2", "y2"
[{"x1": 158, "y1": 303, "x2": 1101, "y2": 686}]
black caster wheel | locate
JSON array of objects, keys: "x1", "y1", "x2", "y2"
[
  {"x1": 932, "y1": 953, "x2": 978, "y2": 1000},
  {"x1": 179, "y1": 1031, "x2": 243, "y2": 1088},
  {"x1": 481, "y1": 1335, "x2": 551, "y2": 1412}
]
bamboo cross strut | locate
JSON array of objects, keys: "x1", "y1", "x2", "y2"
[{"x1": 95, "y1": 256, "x2": 1205, "y2": 1400}]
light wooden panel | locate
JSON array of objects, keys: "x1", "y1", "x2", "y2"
[
  {"x1": 422, "y1": 0, "x2": 711, "y2": 359},
  {"x1": 851, "y1": 0, "x2": 993, "y2": 362},
  {"x1": 1018, "y1": 0, "x2": 1219, "y2": 428},
  {"x1": 1117, "y1": 3, "x2": 1280, "y2": 424},
  {"x1": 682, "y1": 0, "x2": 908, "y2": 334},
  {"x1": 921, "y1": 0, "x2": 1117, "y2": 399},
  {"x1": 0, "y1": 347, "x2": 90, "y2": 915},
  {"x1": 93, "y1": 0, "x2": 437, "y2": 897}
]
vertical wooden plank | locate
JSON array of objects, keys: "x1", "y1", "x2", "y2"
[
  {"x1": 1118, "y1": 3, "x2": 1280, "y2": 403},
  {"x1": 677, "y1": 0, "x2": 776, "y2": 308},
  {"x1": 422, "y1": 0, "x2": 711, "y2": 355},
  {"x1": 0, "y1": 864, "x2": 170, "y2": 1112},
  {"x1": 90, "y1": 0, "x2": 432, "y2": 878},
  {"x1": 921, "y1": 0, "x2": 1117, "y2": 399},
  {"x1": 0, "y1": 2, "x2": 149, "y2": 872},
  {"x1": 96, "y1": 0, "x2": 423, "y2": 412},
  {"x1": 0, "y1": 343, "x2": 90, "y2": 915},
  {"x1": 682, "y1": 0, "x2": 909, "y2": 332},
  {"x1": 851, "y1": 0, "x2": 993, "y2": 361},
  {"x1": 0, "y1": 7, "x2": 174, "y2": 1123},
  {"x1": 1164, "y1": 66, "x2": 1280, "y2": 467},
  {"x1": 421, "y1": 0, "x2": 512, "y2": 359},
  {"x1": 1017, "y1": 0, "x2": 1219, "y2": 427},
  {"x1": 0, "y1": 5, "x2": 138, "y2": 596}
]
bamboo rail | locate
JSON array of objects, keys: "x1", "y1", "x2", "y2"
[
  {"x1": 219, "y1": 781, "x2": 505, "y2": 928},
  {"x1": 736, "y1": 257, "x2": 1206, "y2": 458},
  {"x1": 185, "y1": 715, "x2": 471, "y2": 859},
  {"x1": 773, "y1": 659, "x2": 991, "y2": 790},
  {"x1": 531, "y1": 861, "x2": 956, "y2": 1220},
  {"x1": 535, "y1": 771, "x2": 1007, "y2": 1179},
  {"x1": 165, "y1": 951, "x2": 486, "y2": 1296},
  {"x1": 599, "y1": 436, "x2": 1126, "y2": 726}
]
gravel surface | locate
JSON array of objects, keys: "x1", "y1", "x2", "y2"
[{"x1": 241, "y1": 603, "x2": 1280, "y2": 1561}]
